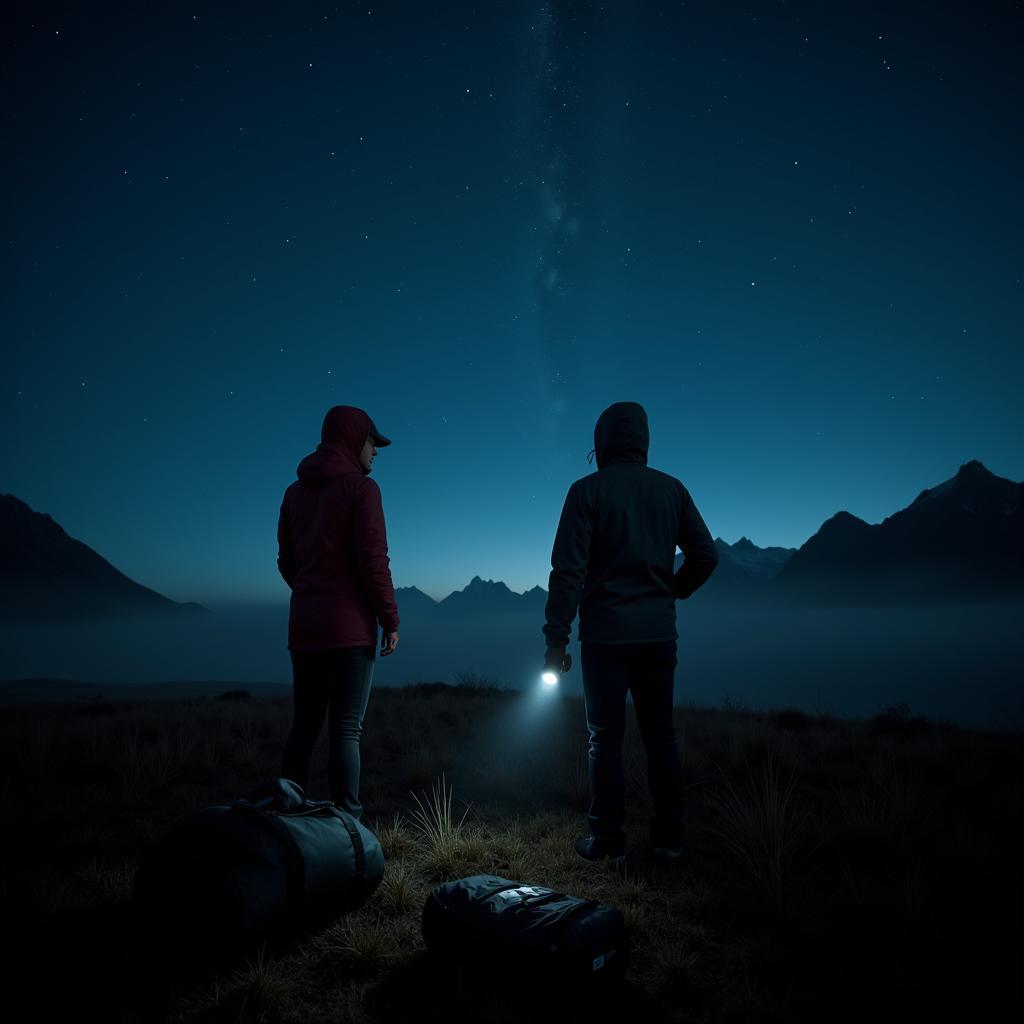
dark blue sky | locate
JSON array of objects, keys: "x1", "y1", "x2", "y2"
[{"x1": 4, "y1": 2, "x2": 1022, "y2": 604}]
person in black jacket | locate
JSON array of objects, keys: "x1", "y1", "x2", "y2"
[{"x1": 543, "y1": 401, "x2": 719, "y2": 863}]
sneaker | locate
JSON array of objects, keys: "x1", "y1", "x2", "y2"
[{"x1": 575, "y1": 834, "x2": 626, "y2": 865}]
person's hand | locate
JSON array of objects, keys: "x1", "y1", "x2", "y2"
[
  {"x1": 543, "y1": 646, "x2": 572, "y2": 674},
  {"x1": 381, "y1": 631, "x2": 399, "y2": 657}
]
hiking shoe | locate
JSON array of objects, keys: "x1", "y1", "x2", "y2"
[{"x1": 575, "y1": 834, "x2": 626, "y2": 865}]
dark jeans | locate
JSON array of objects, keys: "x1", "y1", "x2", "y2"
[
  {"x1": 281, "y1": 645, "x2": 375, "y2": 819},
  {"x1": 580, "y1": 639, "x2": 685, "y2": 846}
]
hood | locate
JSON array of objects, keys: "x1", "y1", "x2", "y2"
[
  {"x1": 593, "y1": 401, "x2": 649, "y2": 469},
  {"x1": 296, "y1": 405, "x2": 373, "y2": 484}
]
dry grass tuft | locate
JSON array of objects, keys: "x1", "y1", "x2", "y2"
[
  {"x1": 74, "y1": 857, "x2": 135, "y2": 902},
  {"x1": 409, "y1": 773, "x2": 471, "y2": 840},
  {"x1": 334, "y1": 915, "x2": 396, "y2": 975},
  {"x1": 331, "y1": 982, "x2": 374, "y2": 1024},
  {"x1": 668, "y1": 877, "x2": 713, "y2": 919},
  {"x1": 621, "y1": 904, "x2": 646, "y2": 935},
  {"x1": 421, "y1": 822, "x2": 491, "y2": 880},
  {"x1": 609, "y1": 868, "x2": 649, "y2": 905},
  {"x1": 408, "y1": 773, "x2": 481, "y2": 878},
  {"x1": 227, "y1": 944, "x2": 293, "y2": 1020},
  {"x1": 486, "y1": 821, "x2": 529, "y2": 879},
  {"x1": 709, "y1": 753, "x2": 807, "y2": 913},
  {"x1": 375, "y1": 811, "x2": 416, "y2": 860},
  {"x1": 653, "y1": 943, "x2": 704, "y2": 998},
  {"x1": 836, "y1": 755, "x2": 930, "y2": 843},
  {"x1": 377, "y1": 861, "x2": 422, "y2": 916},
  {"x1": 304, "y1": 914, "x2": 398, "y2": 981}
]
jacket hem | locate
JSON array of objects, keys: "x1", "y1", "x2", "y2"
[
  {"x1": 288, "y1": 640, "x2": 376, "y2": 652},
  {"x1": 578, "y1": 633, "x2": 678, "y2": 645}
]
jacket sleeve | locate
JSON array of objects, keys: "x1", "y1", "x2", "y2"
[
  {"x1": 673, "y1": 484, "x2": 719, "y2": 599},
  {"x1": 276, "y1": 500, "x2": 295, "y2": 588},
  {"x1": 352, "y1": 477, "x2": 401, "y2": 633},
  {"x1": 543, "y1": 481, "x2": 592, "y2": 647}
]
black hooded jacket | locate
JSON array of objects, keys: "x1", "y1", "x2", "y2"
[{"x1": 543, "y1": 402, "x2": 719, "y2": 647}]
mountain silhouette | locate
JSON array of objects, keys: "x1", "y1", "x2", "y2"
[
  {"x1": 714, "y1": 536, "x2": 797, "y2": 578},
  {"x1": 438, "y1": 576, "x2": 531, "y2": 613},
  {"x1": 393, "y1": 586, "x2": 439, "y2": 615},
  {"x1": 415, "y1": 460, "x2": 1021, "y2": 613},
  {"x1": 0, "y1": 495, "x2": 208, "y2": 622},
  {"x1": 394, "y1": 579, "x2": 548, "y2": 618},
  {"x1": 771, "y1": 460, "x2": 1024, "y2": 605},
  {"x1": 398, "y1": 461, "x2": 1021, "y2": 613},
  {"x1": 520, "y1": 584, "x2": 549, "y2": 610},
  {"x1": 6, "y1": 459, "x2": 1018, "y2": 627},
  {"x1": 673, "y1": 536, "x2": 796, "y2": 601}
]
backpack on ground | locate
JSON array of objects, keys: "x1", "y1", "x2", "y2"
[
  {"x1": 132, "y1": 778, "x2": 384, "y2": 951},
  {"x1": 421, "y1": 874, "x2": 630, "y2": 983}
]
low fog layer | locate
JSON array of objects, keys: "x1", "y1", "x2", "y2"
[{"x1": 2, "y1": 600, "x2": 1021, "y2": 729}]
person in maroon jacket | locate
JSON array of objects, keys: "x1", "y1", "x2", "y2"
[{"x1": 276, "y1": 405, "x2": 400, "y2": 819}]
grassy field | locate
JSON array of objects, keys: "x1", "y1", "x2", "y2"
[{"x1": 1, "y1": 680, "x2": 1020, "y2": 1022}]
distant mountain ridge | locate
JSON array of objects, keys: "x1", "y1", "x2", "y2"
[
  {"x1": 424, "y1": 460, "x2": 1022, "y2": 609},
  {"x1": 715, "y1": 536, "x2": 797, "y2": 578},
  {"x1": 3, "y1": 460, "x2": 1020, "y2": 625},
  {"x1": 0, "y1": 494, "x2": 207, "y2": 622},
  {"x1": 771, "y1": 460, "x2": 1024, "y2": 605},
  {"x1": 393, "y1": 585, "x2": 441, "y2": 615},
  {"x1": 673, "y1": 536, "x2": 797, "y2": 600},
  {"x1": 395, "y1": 577, "x2": 547, "y2": 616}
]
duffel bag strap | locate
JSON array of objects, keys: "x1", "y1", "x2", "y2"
[
  {"x1": 477, "y1": 880, "x2": 528, "y2": 902},
  {"x1": 507, "y1": 890, "x2": 566, "y2": 912},
  {"x1": 324, "y1": 805, "x2": 367, "y2": 893}
]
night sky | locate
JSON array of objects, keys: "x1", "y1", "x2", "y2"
[{"x1": 4, "y1": 2, "x2": 1022, "y2": 606}]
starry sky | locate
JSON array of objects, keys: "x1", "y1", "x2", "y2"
[{"x1": 3, "y1": 2, "x2": 1022, "y2": 606}]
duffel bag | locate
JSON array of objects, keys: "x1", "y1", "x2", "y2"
[
  {"x1": 422, "y1": 874, "x2": 629, "y2": 982},
  {"x1": 132, "y1": 778, "x2": 384, "y2": 950}
]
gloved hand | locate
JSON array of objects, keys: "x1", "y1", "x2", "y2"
[{"x1": 543, "y1": 646, "x2": 572, "y2": 675}]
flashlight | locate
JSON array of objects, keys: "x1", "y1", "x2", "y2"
[{"x1": 541, "y1": 648, "x2": 572, "y2": 686}]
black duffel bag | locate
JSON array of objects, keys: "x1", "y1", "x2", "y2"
[
  {"x1": 132, "y1": 778, "x2": 384, "y2": 951},
  {"x1": 422, "y1": 874, "x2": 629, "y2": 983}
]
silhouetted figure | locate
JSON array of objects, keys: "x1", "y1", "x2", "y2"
[
  {"x1": 544, "y1": 402, "x2": 718, "y2": 863},
  {"x1": 276, "y1": 405, "x2": 400, "y2": 818}
]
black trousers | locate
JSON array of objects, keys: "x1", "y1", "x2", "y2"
[
  {"x1": 580, "y1": 639, "x2": 685, "y2": 846},
  {"x1": 280, "y1": 645, "x2": 375, "y2": 819}
]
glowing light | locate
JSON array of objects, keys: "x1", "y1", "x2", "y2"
[{"x1": 541, "y1": 671, "x2": 559, "y2": 686}]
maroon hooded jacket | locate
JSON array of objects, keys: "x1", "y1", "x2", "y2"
[{"x1": 277, "y1": 406, "x2": 400, "y2": 651}]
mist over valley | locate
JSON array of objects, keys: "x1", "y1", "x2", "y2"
[{"x1": 3, "y1": 460, "x2": 1022, "y2": 729}]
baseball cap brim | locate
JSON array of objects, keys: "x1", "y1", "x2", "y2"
[{"x1": 368, "y1": 419, "x2": 391, "y2": 447}]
